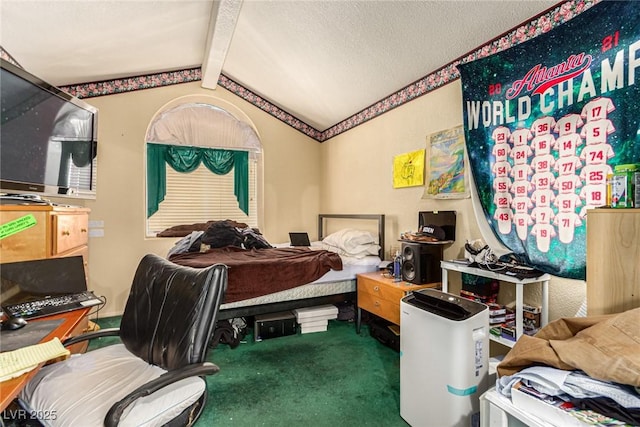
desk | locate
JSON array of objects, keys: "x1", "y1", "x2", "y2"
[{"x1": 0, "y1": 308, "x2": 90, "y2": 411}]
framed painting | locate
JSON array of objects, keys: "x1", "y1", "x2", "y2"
[{"x1": 423, "y1": 125, "x2": 469, "y2": 199}]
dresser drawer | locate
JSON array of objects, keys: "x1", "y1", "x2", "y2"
[
  {"x1": 356, "y1": 272, "x2": 440, "y2": 330},
  {"x1": 52, "y1": 214, "x2": 89, "y2": 255},
  {"x1": 358, "y1": 276, "x2": 405, "y2": 302},
  {"x1": 358, "y1": 291, "x2": 400, "y2": 324},
  {"x1": 0, "y1": 211, "x2": 49, "y2": 262}
]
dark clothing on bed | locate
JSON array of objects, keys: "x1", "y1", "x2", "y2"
[
  {"x1": 201, "y1": 220, "x2": 245, "y2": 248},
  {"x1": 157, "y1": 219, "x2": 249, "y2": 237},
  {"x1": 165, "y1": 220, "x2": 273, "y2": 256}
]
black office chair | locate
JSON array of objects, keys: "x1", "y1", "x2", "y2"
[{"x1": 19, "y1": 254, "x2": 228, "y2": 427}]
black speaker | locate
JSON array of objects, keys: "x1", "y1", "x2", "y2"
[{"x1": 401, "y1": 242, "x2": 443, "y2": 284}]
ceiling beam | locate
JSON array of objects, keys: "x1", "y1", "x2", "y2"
[{"x1": 201, "y1": 0, "x2": 243, "y2": 89}]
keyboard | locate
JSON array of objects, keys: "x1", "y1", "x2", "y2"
[{"x1": 3, "y1": 291, "x2": 103, "y2": 319}]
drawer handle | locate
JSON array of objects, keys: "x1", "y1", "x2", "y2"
[
  {"x1": 61, "y1": 230, "x2": 70, "y2": 236},
  {"x1": 374, "y1": 301, "x2": 380, "y2": 307},
  {"x1": 81, "y1": 228, "x2": 87, "y2": 233},
  {"x1": 373, "y1": 286, "x2": 380, "y2": 292}
]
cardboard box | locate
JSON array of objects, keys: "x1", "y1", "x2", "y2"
[
  {"x1": 500, "y1": 324, "x2": 517, "y2": 342},
  {"x1": 489, "y1": 315, "x2": 505, "y2": 325},
  {"x1": 635, "y1": 171, "x2": 640, "y2": 208},
  {"x1": 524, "y1": 315, "x2": 540, "y2": 329},
  {"x1": 298, "y1": 318, "x2": 328, "y2": 328},
  {"x1": 611, "y1": 174, "x2": 628, "y2": 208},
  {"x1": 301, "y1": 324, "x2": 328, "y2": 334},
  {"x1": 487, "y1": 302, "x2": 506, "y2": 315},
  {"x1": 293, "y1": 305, "x2": 338, "y2": 322}
]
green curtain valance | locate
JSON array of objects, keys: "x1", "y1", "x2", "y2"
[{"x1": 147, "y1": 144, "x2": 249, "y2": 217}]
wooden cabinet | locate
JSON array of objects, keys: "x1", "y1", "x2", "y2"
[
  {"x1": 0, "y1": 205, "x2": 90, "y2": 276},
  {"x1": 586, "y1": 208, "x2": 640, "y2": 316},
  {"x1": 356, "y1": 271, "x2": 439, "y2": 332}
]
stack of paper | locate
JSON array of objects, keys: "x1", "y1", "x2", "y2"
[
  {"x1": 293, "y1": 305, "x2": 339, "y2": 334},
  {"x1": 0, "y1": 337, "x2": 70, "y2": 382}
]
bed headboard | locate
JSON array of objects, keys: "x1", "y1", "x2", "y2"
[{"x1": 317, "y1": 214, "x2": 386, "y2": 259}]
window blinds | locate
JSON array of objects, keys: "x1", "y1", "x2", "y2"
[{"x1": 147, "y1": 158, "x2": 258, "y2": 236}]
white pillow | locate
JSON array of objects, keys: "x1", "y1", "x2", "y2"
[{"x1": 322, "y1": 228, "x2": 380, "y2": 257}]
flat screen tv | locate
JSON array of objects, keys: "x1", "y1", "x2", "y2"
[{"x1": 0, "y1": 58, "x2": 98, "y2": 199}]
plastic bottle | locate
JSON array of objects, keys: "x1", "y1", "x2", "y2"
[{"x1": 393, "y1": 250, "x2": 402, "y2": 282}]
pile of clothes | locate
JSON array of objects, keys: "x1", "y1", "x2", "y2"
[
  {"x1": 164, "y1": 219, "x2": 273, "y2": 257},
  {"x1": 496, "y1": 308, "x2": 640, "y2": 425}
]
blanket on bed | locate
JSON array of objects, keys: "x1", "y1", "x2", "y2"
[
  {"x1": 169, "y1": 246, "x2": 343, "y2": 303},
  {"x1": 497, "y1": 308, "x2": 640, "y2": 387}
]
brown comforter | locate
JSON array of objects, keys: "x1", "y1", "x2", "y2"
[
  {"x1": 497, "y1": 307, "x2": 640, "y2": 387},
  {"x1": 169, "y1": 246, "x2": 343, "y2": 303}
]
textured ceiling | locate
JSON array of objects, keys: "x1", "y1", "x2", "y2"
[{"x1": 1, "y1": 0, "x2": 558, "y2": 133}]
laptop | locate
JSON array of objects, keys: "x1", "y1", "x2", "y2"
[
  {"x1": 289, "y1": 232, "x2": 311, "y2": 247},
  {"x1": 1, "y1": 256, "x2": 102, "y2": 319}
]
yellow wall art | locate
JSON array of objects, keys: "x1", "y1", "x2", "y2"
[{"x1": 393, "y1": 149, "x2": 425, "y2": 188}]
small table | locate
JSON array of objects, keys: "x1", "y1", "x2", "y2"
[
  {"x1": 0, "y1": 308, "x2": 90, "y2": 411},
  {"x1": 441, "y1": 260, "x2": 550, "y2": 347},
  {"x1": 356, "y1": 271, "x2": 439, "y2": 333}
]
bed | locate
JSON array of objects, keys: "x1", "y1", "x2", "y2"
[{"x1": 168, "y1": 214, "x2": 385, "y2": 320}]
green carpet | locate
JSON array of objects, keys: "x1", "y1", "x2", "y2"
[{"x1": 92, "y1": 317, "x2": 408, "y2": 426}]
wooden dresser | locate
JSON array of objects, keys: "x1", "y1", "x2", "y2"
[
  {"x1": 0, "y1": 204, "x2": 90, "y2": 273},
  {"x1": 356, "y1": 271, "x2": 439, "y2": 333},
  {"x1": 586, "y1": 208, "x2": 640, "y2": 315},
  {"x1": 0, "y1": 204, "x2": 92, "y2": 352}
]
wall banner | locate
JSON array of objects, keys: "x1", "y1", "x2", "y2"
[{"x1": 459, "y1": 0, "x2": 640, "y2": 279}]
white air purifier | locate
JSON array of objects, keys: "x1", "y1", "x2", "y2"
[{"x1": 400, "y1": 289, "x2": 489, "y2": 427}]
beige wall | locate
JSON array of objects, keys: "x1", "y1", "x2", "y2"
[
  {"x1": 81, "y1": 82, "x2": 322, "y2": 316},
  {"x1": 79, "y1": 78, "x2": 585, "y2": 321},
  {"x1": 320, "y1": 80, "x2": 585, "y2": 321}
]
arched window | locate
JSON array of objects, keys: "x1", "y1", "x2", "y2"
[{"x1": 145, "y1": 98, "x2": 262, "y2": 236}]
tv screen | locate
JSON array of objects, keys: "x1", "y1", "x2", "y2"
[{"x1": 0, "y1": 59, "x2": 98, "y2": 199}]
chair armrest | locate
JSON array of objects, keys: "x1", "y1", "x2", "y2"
[
  {"x1": 104, "y1": 362, "x2": 220, "y2": 427},
  {"x1": 62, "y1": 328, "x2": 120, "y2": 346}
]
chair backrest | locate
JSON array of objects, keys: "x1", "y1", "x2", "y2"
[{"x1": 119, "y1": 254, "x2": 227, "y2": 371}]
